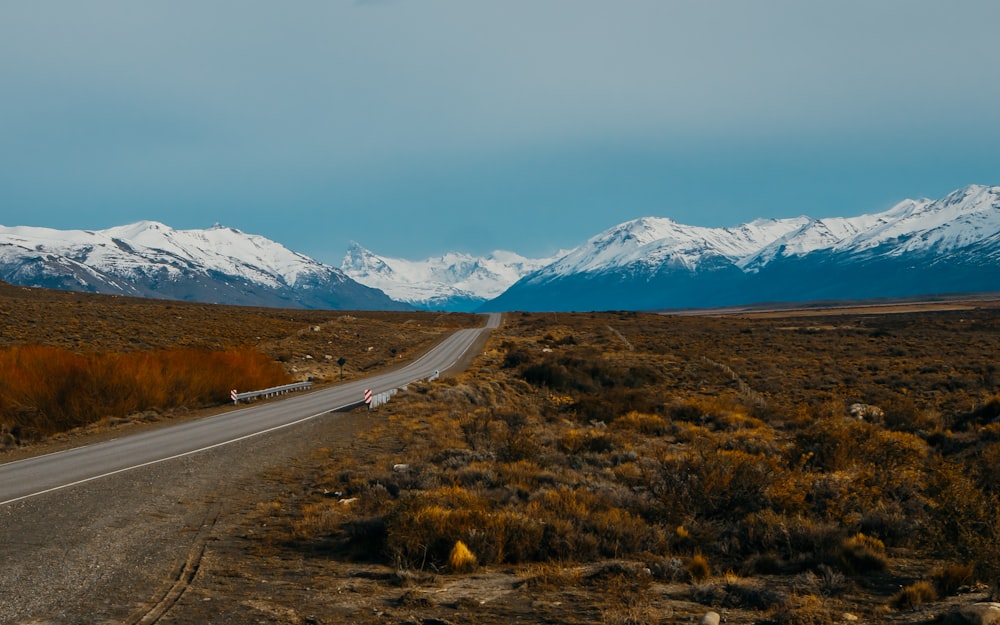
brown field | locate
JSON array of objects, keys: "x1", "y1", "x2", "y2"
[
  {"x1": 0, "y1": 282, "x2": 478, "y2": 447},
  {"x1": 669, "y1": 293, "x2": 1000, "y2": 318},
  {"x1": 185, "y1": 305, "x2": 1000, "y2": 624},
  {"x1": 5, "y1": 282, "x2": 1000, "y2": 624}
]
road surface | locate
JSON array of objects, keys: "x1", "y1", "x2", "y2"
[
  {"x1": 0, "y1": 312, "x2": 500, "y2": 624},
  {"x1": 0, "y1": 312, "x2": 501, "y2": 507}
]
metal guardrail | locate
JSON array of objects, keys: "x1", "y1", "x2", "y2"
[
  {"x1": 230, "y1": 381, "x2": 312, "y2": 404},
  {"x1": 234, "y1": 366, "x2": 440, "y2": 408},
  {"x1": 366, "y1": 388, "x2": 397, "y2": 409}
]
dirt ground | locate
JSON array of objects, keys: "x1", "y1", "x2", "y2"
[
  {"x1": 148, "y1": 403, "x2": 993, "y2": 625},
  {"x1": 5, "y1": 285, "x2": 1000, "y2": 624},
  {"x1": 145, "y1": 406, "x2": 725, "y2": 625}
]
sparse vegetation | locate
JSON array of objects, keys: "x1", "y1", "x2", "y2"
[
  {"x1": 0, "y1": 345, "x2": 291, "y2": 438},
  {"x1": 8, "y1": 281, "x2": 1000, "y2": 623},
  {"x1": 893, "y1": 580, "x2": 938, "y2": 610},
  {"x1": 249, "y1": 304, "x2": 1000, "y2": 623},
  {"x1": 0, "y1": 281, "x2": 479, "y2": 446}
]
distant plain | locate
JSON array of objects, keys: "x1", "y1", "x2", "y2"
[{"x1": 3, "y1": 284, "x2": 1000, "y2": 624}]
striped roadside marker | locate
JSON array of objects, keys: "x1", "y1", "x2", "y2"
[
  {"x1": 231, "y1": 389, "x2": 238, "y2": 404},
  {"x1": 364, "y1": 388, "x2": 373, "y2": 406}
]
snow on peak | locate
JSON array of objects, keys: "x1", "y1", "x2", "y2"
[
  {"x1": 849, "y1": 185, "x2": 1000, "y2": 255},
  {"x1": 529, "y1": 184, "x2": 1000, "y2": 281},
  {"x1": 538, "y1": 214, "x2": 809, "y2": 278},
  {"x1": 341, "y1": 243, "x2": 559, "y2": 308},
  {"x1": 0, "y1": 221, "x2": 338, "y2": 289},
  {"x1": 103, "y1": 220, "x2": 171, "y2": 240}
]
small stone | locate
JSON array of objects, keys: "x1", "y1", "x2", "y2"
[
  {"x1": 944, "y1": 603, "x2": 1000, "y2": 625},
  {"x1": 700, "y1": 611, "x2": 721, "y2": 625}
]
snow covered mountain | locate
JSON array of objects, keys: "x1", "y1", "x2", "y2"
[
  {"x1": 483, "y1": 184, "x2": 1000, "y2": 311},
  {"x1": 0, "y1": 221, "x2": 406, "y2": 310},
  {"x1": 341, "y1": 242, "x2": 559, "y2": 311},
  {"x1": 6, "y1": 184, "x2": 996, "y2": 313}
]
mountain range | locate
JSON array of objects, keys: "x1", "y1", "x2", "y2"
[
  {"x1": 0, "y1": 221, "x2": 405, "y2": 310},
  {"x1": 1, "y1": 184, "x2": 997, "y2": 312},
  {"x1": 484, "y1": 184, "x2": 1000, "y2": 311},
  {"x1": 340, "y1": 243, "x2": 559, "y2": 311}
]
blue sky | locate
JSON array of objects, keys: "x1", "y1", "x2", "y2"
[{"x1": 1, "y1": 1, "x2": 998, "y2": 264}]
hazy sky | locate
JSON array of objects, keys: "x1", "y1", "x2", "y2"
[{"x1": 2, "y1": 1, "x2": 998, "y2": 264}]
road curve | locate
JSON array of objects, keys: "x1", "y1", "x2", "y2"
[{"x1": 0, "y1": 312, "x2": 502, "y2": 507}]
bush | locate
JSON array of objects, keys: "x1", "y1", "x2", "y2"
[
  {"x1": 771, "y1": 594, "x2": 836, "y2": 625},
  {"x1": 448, "y1": 540, "x2": 477, "y2": 573},
  {"x1": 0, "y1": 345, "x2": 291, "y2": 439},
  {"x1": 686, "y1": 553, "x2": 711, "y2": 582},
  {"x1": 892, "y1": 580, "x2": 937, "y2": 610},
  {"x1": 931, "y1": 562, "x2": 975, "y2": 596},
  {"x1": 839, "y1": 533, "x2": 887, "y2": 574},
  {"x1": 612, "y1": 411, "x2": 669, "y2": 436}
]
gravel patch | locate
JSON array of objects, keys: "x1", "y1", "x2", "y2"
[{"x1": 0, "y1": 408, "x2": 373, "y2": 625}]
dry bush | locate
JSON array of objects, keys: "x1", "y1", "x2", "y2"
[
  {"x1": 892, "y1": 580, "x2": 938, "y2": 610},
  {"x1": 924, "y1": 459, "x2": 1000, "y2": 585},
  {"x1": 859, "y1": 428, "x2": 929, "y2": 471},
  {"x1": 598, "y1": 583, "x2": 661, "y2": 625},
  {"x1": 611, "y1": 411, "x2": 670, "y2": 436},
  {"x1": 559, "y1": 427, "x2": 614, "y2": 454},
  {"x1": 254, "y1": 306, "x2": 1000, "y2": 618},
  {"x1": 686, "y1": 553, "x2": 711, "y2": 582},
  {"x1": 974, "y1": 441, "x2": 1000, "y2": 493},
  {"x1": 385, "y1": 488, "x2": 488, "y2": 569},
  {"x1": 770, "y1": 594, "x2": 836, "y2": 625},
  {"x1": 514, "y1": 563, "x2": 583, "y2": 592},
  {"x1": 385, "y1": 486, "x2": 550, "y2": 568},
  {"x1": 931, "y1": 562, "x2": 976, "y2": 596},
  {"x1": 0, "y1": 345, "x2": 290, "y2": 438},
  {"x1": 798, "y1": 564, "x2": 849, "y2": 597},
  {"x1": 292, "y1": 501, "x2": 345, "y2": 541},
  {"x1": 796, "y1": 418, "x2": 871, "y2": 472},
  {"x1": 0, "y1": 284, "x2": 478, "y2": 441},
  {"x1": 447, "y1": 540, "x2": 477, "y2": 573},
  {"x1": 741, "y1": 509, "x2": 851, "y2": 569},
  {"x1": 650, "y1": 447, "x2": 781, "y2": 523},
  {"x1": 839, "y1": 533, "x2": 887, "y2": 574},
  {"x1": 692, "y1": 572, "x2": 787, "y2": 609},
  {"x1": 496, "y1": 459, "x2": 558, "y2": 492}
]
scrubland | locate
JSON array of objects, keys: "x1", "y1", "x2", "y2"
[
  {"x1": 0, "y1": 282, "x2": 477, "y2": 446},
  {"x1": 238, "y1": 305, "x2": 1000, "y2": 624},
  {"x1": 5, "y1": 278, "x2": 1000, "y2": 624}
]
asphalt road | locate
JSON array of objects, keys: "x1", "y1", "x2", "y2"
[{"x1": 0, "y1": 312, "x2": 501, "y2": 507}]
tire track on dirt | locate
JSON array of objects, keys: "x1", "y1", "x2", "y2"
[{"x1": 128, "y1": 503, "x2": 221, "y2": 625}]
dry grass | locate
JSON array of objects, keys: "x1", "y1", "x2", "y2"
[
  {"x1": 0, "y1": 282, "x2": 479, "y2": 445},
  {"x1": 0, "y1": 345, "x2": 290, "y2": 438},
  {"x1": 12, "y1": 283, "x2": 1000, "y2": 623},
  {"x1": 448, "y1": 540, "x2": 478, "y2": 572},
  {"x1": 892, "y1": 580, "x2": 939, "y2": 610},
  {"x1": 249, "y1": 306, "x2": 1000, "y2": 622}
]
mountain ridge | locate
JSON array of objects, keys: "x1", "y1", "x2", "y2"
[
  {"x1": 0, "y1": 222, "x2": 407, "y2": 310},
  {"x1": 341, "y1": 242, "x2": 559, "y2": 311},
  {"x1": 482, "y1": 184, "x2": 1000, "y2": 311},
  {"x1": 2, "y1": 184, "x2": 997, "y2": 312}
]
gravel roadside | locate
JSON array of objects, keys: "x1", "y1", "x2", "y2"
[{"x1": 0, "y1": 406, "x2": 378, "y2": 625}]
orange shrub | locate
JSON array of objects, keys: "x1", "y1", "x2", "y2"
[{"x1": 0, "y1": 345, "x2": 291, "y2": 438}]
